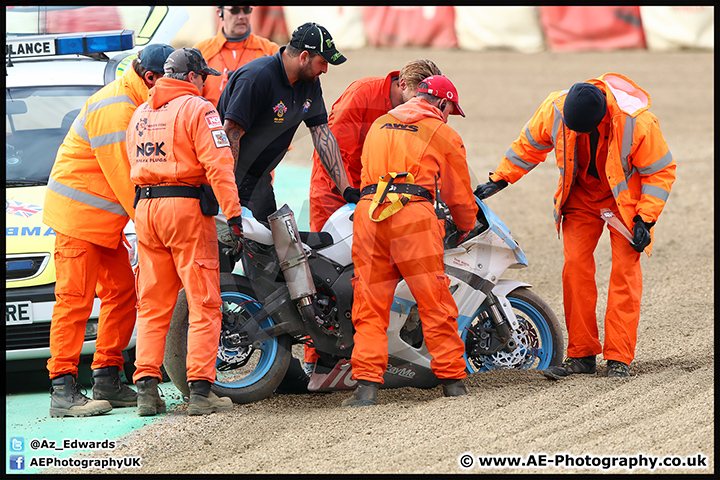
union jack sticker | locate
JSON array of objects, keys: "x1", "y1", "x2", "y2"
[{"x1": 6, "y1": 200, "x2": 42, "y2": 218}]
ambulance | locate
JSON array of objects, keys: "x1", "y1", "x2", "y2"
[{"x1": 5, "y1": 6, "x2": 189, "y2": 377}]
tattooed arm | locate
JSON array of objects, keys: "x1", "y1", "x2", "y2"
[
  {"x1": 223, "y1": 118, "x2": 246, "y2": 170},
  {"x1": 310, "y1": 123, "x2": 351, "y2": 193}
]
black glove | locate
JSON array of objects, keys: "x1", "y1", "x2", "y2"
[
  {"x1": 629, "y1": 215, "x2": 655, "y2": 252},
  {"x1": 226, "y1": 216, "x2": 244, "y2": 257},
  {"x1": 342, "y1": 186, "x2": 361, "y2": 204},
  {"x1": 474, "y1": 177, "x2": 508, "y2": 200}
]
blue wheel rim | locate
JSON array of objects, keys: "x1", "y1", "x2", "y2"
[
  {"x1": 461, "y1": 295, "x2": 554, "y2": 372},
  {"x1": 214, "y1": 290, "x2": 279, "y2": 388}
]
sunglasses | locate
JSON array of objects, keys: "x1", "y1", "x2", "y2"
[
  {"x1": 194, "y1": 71, "x2": 208, "y2": 82},
  {"x1": 225, "y1": 6, "x2": 253, "y2": 15}
]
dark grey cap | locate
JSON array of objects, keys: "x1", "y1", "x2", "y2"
[
  {"x1": 137, "y1": 43, "x2": 175, "y2": 74},
  {"x1": 164, "y1": 47, "x2": 221, "y2": 76}
]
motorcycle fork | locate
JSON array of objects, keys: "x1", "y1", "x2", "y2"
[{"x1": 484, "y1": 292, "x2": 518, "y2": 352}]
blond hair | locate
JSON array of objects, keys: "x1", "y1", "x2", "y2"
[{"x1": 399, "y1": 59, "x2": 442, "y2": 92}]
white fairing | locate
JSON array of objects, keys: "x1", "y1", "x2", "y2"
[{"x1": 317, "y1": 204, "x2": 356, "y2": 266}]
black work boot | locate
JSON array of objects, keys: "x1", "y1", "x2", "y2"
[
  {"x1": 441, "y1": 378, "x2": 469, "y2": 397},
  {"x1": 188, "y1": 380, "x2": 233, "y2": 416},
  {"x1": 92, "y1": 366, "x2": 138, "y2": 407},
  {"x1": 341, "y1": 380, "x2": 379, "y2": 407},
  {"x1": 136, "y1": 377, "x2": 166, "y2": 417},
  {"x1": 541, "y1": 355, "x2": 597, "y2": 380},
  {"x1": 606, "y1": 360, "x2": 630, "y2": 378},
  {"x1": 49, "y1": 374, "x2": 113, "y2": 418}
]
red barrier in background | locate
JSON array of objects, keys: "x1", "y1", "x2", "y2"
[
  {"x1": 363, "y1": 6, "x2": 458, "y2": 48},
  {"x1": 250, "y1": 6, "x2": 289, "y2": 45},
  {"x1": 539, "y1": 6, "x2": 646, "y2": 51},
  {"x1": 44, "y1": 6, "x2": 122, "y2": 34}
]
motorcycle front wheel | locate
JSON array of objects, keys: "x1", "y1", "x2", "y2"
[
  {"x1": 461, "y1": 287, "x2": 564, "y2": 372},
  {"x1": 164, "y1": 273, "x2": 292, "y2": 404}
]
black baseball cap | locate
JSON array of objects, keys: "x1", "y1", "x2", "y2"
[
  {"x1": 289, "y1": 22, "x2": 346, "y2": 65},
  {"x1": 164, "y1": 48, "x2": 221, "y2": 76},
  {"x1": 137, "y1": 43, "x2": 175, "y2": 73}
]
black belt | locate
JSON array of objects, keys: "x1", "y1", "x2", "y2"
[
  {"x1": 360, "y1": 183, "x2": 433, "y2": 202},
  {"x1": 136, "y1": 185, "x2": 202, "y2": 201}
]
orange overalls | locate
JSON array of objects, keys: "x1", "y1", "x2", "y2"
[
  {"x1": 127, "y1": 77, "x2": 243, "y2": 383},
  {"x1": 194, "y1": 28, "x2": 279, "y2": 107},
  {"x1": 489, "y1": 73, "x2": 676, "y2": 364},
  {"x1": 306, "y1": 71, "x2": 399, "y2": 364},
  {"x1": 43, "y1": 67, "x2": 148, "y2": 378},
  {"x1": 350, "y1": 97, "x2": 478, "y2": 384}
]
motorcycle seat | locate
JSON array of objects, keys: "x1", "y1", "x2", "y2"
[{"x1": 300, "y1": 231, "x2": 334, "y2": 250}]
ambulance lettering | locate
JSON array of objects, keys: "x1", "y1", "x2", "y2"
[{"x1": 6, "y1": 227, "x2": 56, "y2": 236}]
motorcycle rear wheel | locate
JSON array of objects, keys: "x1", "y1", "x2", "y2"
[
  {"x1": 164, "y1": 273, "x2": 292, "y2": 404},
  {"x1": 462, "y1": 287, "x2": 564, "y2": 372}
]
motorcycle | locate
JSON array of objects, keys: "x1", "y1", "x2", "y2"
[{"x1": 163, "y1": 197, "x2": 564, "y2": 404}]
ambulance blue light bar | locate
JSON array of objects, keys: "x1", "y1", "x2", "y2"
[{"x1": 6, "y1": 30, "x2": 135, "y2": 59}]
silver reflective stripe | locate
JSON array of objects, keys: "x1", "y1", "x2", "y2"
[
  {"x1": 642, "y1": 184, "x2": 670, "y2": 202},
  {"x1": 47, "y1": 178, "x2": 128, "y2": 217},
  {"x1": 637, "y1": 150, "x2": 673, "y2": 175},
  {"x1": 524, "y1": 123, "x2": 553, "y2": 151},
  {"x1": 505, "y1": 147, "x2": 538, "y2": 172},
  {"x1": 552, "y1": 104, "x2": 563, "y2": 141},
  {"x1": 612, "y1": 179, "x2": 629, "y2": 198},
  {"x1": 90, "y1": 130, "x2": 127, "y2": 149},
  {"x1": 73, "y1": 94, "x2": 135, "y2": 147},
  {"x1": 73, "y1": 114, "x2": 90, "y2": 143},
  {"x1": 87, "y1": 94, "x2": 135, "y2": 113},
  {"x1": 621, "y1": 115, "x2": 636, "y2": 178}
]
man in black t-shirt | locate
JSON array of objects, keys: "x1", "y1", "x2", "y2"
[{"x1": 218, "y1": 22, "x2": 359, "y2": 223}]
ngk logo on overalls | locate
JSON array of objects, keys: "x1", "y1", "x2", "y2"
[{"x1": 135, "y1": 142, "x2": 167, "y2": 162}]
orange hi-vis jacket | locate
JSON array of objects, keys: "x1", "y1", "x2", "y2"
[
  {"x1": 44, "y1": 67, "x2": 149, "y2": 249},
  {"x1": 360, "y1": 97, "x2": 478, "y2": 231},
  {"x1": 127, "y1": 77, "x2": 243, "y2": 220},
  {"x1": 490, "y1": 73, "x2": 676, "y2": 256},
  {"x1": 194, "y1": 28, "x2": 279, "y2": 106}
]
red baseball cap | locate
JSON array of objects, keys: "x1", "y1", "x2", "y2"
[{"x1": 417, "y1": 75, "x2": 465, "y2": 117}]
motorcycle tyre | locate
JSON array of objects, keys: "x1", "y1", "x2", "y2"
[
  {"x1": 164, "y1": 273, "x2": 292, "y2": 404},
  {"x1": 465, "y1": 287, "x2": 564, "y2": 371}
]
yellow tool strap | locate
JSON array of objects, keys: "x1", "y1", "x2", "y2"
[{"x1": 368, "y1": 172, "x2": 415, "y2": 222}]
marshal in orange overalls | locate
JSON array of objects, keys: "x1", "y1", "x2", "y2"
[
  {"x1": 43, "y1": 66, "x2": 150, "y2": 379},
  {"x1": 488, "y1": 73, "x2": 676, "y2": 365},
  {"x1": 350, "y1": 97, "x2": 478, "y2": 384},
  {"x1": 127, "y1": 77, "x2": 243, "y2": 384}
]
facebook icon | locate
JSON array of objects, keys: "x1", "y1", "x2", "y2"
[{"x1": 10, "y1": 455, "x2": 25, "y2": 470}]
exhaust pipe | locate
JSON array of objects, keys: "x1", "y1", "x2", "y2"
[{"x1": 267, "y1": 204, "x2": 316, "y2": 301}]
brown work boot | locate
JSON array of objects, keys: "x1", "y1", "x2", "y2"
[
  {"x1": 49, "y1": 374, "x2": 112, "y2": 418},
  {"x1": 441, "y1": 378, "x2": 469, "y2": 397},
  {"x1": 341, "y1": 380, "x2": 379, "y2": 407},
  {"x1": 136, "y1": 377, "x2": 166, "y2": 416},
  {"x1": 541, "y1": 355, "x2": 597, "y2": 380},
  {"x1": 92, "y1": 366, "x2": 137, "y2": 407},
  {"x1": 188, "y1": 380, "x2": 233, "y2": 415}
]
